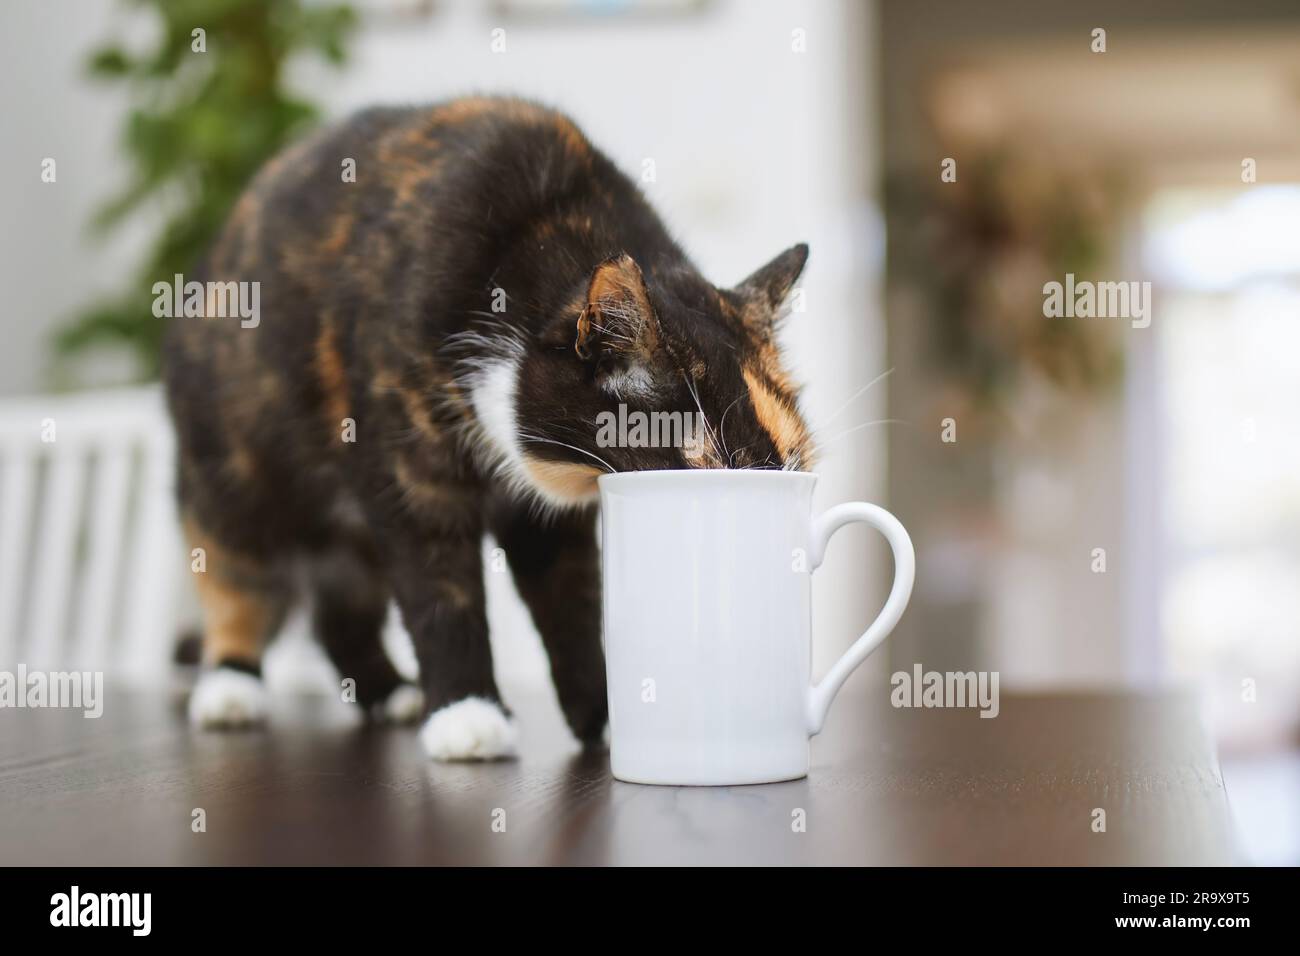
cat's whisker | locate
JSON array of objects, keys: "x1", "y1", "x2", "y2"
[
  {"x1": 682, "y1": 371, "x2": 724, "y2": 465},
  {"x1": 717, "y1": 392, "x2": 744, "y2": 462},
  {"x1": 728, "y1": 439, "x2": 757, "y2": 469},
  {"x1": 816, "y1": 418, "x2": 909, "y2": 450},
  {"x1": 816, "y1": 368, "x2": 894, "y2": 434},
  {"x1": 517, "y1": 432, "x2": 616, "y2": 473},
  {"x1": 588, "y1": 322, "x2": 636, "y2": 347}
]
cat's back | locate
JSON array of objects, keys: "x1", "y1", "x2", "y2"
[
  {"x1": 225, "y1": 97, "x2": 614, "y2": 253},
  {"x1": 182, "y1": 96, "x2": 630, "y2": 334}
]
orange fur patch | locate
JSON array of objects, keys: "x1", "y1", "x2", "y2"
[
  {"x1": 319, "y1": 213, "x2": 355, "y2": 257},
  {"x1": 432, "y1": 97, "x2": 502, "y2": 125},
  {"x1": 552, "y1": 114, "x2": 590, "y2": 158},
  {"x1": 524, "y1": 458, "x2": 602, "y2": 503},
  {"x1": 315, "y1": 319, "x2": 351, "y2": 430},
  {"x1": 184, "y1": 520, "x2": 284, "y2": 666},
  {"x1": 743, "y1": 368, "x2": 811, "y2": 467}
]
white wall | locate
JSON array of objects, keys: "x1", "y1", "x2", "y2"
[
  {"x1": 2, "y1": 1, "x2": 886, "y2": 712},
  {"x1": 0, "y1": 0, "x2": 150, "y2": 394}
]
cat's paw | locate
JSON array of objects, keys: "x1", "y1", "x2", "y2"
[
  {"x1": 419, "y1": 697, "x2": 517, "y2": 761},
  {"x1": 376, "y1": 684, "x2": 424, "y2": 724},
  {"x1": 188, "y1": 668, "x2": 268, "y2": 729}
]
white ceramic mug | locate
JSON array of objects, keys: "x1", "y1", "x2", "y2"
[{"x1": 598, "y1": 470, "x2": 915, "y2": 786}]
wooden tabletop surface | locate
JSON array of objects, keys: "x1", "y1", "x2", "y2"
[{"x1": 0, "y1": 685, "x2": 1237, "y2": 865}]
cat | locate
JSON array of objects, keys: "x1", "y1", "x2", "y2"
[{"x1": 163, "y1": 96, "x2": 815, "y2": 760}]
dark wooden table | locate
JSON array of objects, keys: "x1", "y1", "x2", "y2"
[{"x1": 0, "y1": 686, "x2": 1237, "y2": 865}]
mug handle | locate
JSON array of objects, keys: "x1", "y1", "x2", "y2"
[{"x1": 806, "y1": 502, "x2": 915, "y2": 735}]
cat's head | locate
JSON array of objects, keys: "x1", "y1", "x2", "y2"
[{"x1": 469, "y1": 244, "x2": 815, "y2": 509}]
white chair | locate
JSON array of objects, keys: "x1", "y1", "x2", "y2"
[
  {"x1": 0, "y1": 386, "x2": 553, "y2": 696},
  {"x1": 0, "y1": 386, "x2": 181, "y2": 682}
]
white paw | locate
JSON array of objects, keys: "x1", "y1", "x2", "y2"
[
  {"x1": 189, "y1": 668, "x2": 268, "y2": 729},
  {"x1": 378, "y1": 684, "x2": 424, "y2": 724},
  {"x1": 419, "y1": 697, "x2": 517, "y2": 761}
]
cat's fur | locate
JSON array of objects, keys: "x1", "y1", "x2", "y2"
[{"x1": 164, "y1": 96, "x2": 814, "y2": 759}]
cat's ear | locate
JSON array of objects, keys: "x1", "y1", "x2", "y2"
[
  {"x1": 575, "y1": 254, "x2": 660, "y2": 361},
  {"x1": 733, "y1": 243, "x2": 809, "y2": 334}
]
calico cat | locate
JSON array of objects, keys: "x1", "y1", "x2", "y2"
[{"x1": 164, "y1": 96, "x2": 814, "y2": 760}]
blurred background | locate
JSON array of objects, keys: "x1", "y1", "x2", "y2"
[{"x1": 0, "y1": 0, "x2": 1295, "y2": 863}]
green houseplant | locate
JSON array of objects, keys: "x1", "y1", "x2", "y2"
[{"x1": 57, "y1": 0, "x2": 355, "y2": 381}]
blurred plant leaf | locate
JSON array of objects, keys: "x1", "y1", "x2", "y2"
[
  {"x1": 58, "y1": 0, "x2": 356, "y2": 382},
  {"x1": 87, "y1": 46, "x2": 135, "y2": 77}
]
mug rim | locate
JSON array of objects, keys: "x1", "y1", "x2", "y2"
[{"x1": 597, "y1": 469, "x2": 818, "y2": 490}]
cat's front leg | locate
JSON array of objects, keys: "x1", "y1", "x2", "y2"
[
  {"x1": 384, "y1": 511, "x2": 517, "y2": 762},
  {"x1": 489, "y1": 498, "x2": 608, "y2": 747}
]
